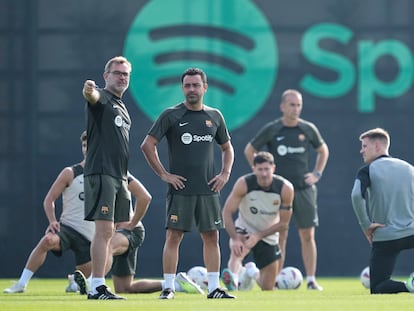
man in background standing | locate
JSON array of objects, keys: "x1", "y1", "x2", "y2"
[{"x1": 244, "y1": 89, "x2": 328, "y2": 290}]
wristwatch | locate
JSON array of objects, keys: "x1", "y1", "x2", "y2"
[{"x1": 313, "y1": 171, "x2": 322, "y2": 178}]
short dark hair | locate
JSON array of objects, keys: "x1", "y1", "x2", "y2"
[
  {"x1": 359, "y1": 128, "x2": 389, "y2": 147},
  {"x1": 181, "y1": 67, "x2": 207, "y2": 84},
  {"x1": 253, "y1": 151, "x2": 275, "y2": 166}
]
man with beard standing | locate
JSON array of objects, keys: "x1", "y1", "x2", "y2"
[
  {"x1": 141, "y1": 67, "x2": 235, "y2": 299},
  {"x1": 82, "y1": 56, "x2": 132, "y2": 300}
]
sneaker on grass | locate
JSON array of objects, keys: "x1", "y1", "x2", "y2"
[
  {"x1": 4, "y1": 282, "x2": 26, "y2": 294},
  {"x1": 159, "y1": 287, "x2": 174, "y2": 299},
  {"x1": 207, "y1": 288, "x2": 236, "y2": 299},
  {"x1": 307, "y1": 281, "x2": 323, "y2": 291},
  {"x1": 74, "y1": 270, "x2": 89, "y2": 295},
  {"x1": 221, "y1": 268, "x2": 237, "y2": 291},
  {"x1": 87, "y1": 285, "x2": 125, "y2": 300},
  {"x1": 406, "y1": 272, "x2": 414, "y2": 292},
  {"x1": 176, "y1": 272, "x2": 204, "y2": 294}
]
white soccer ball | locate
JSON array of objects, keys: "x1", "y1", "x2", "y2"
[
  {"x1": 187, "y1": 266, "x2": 208, "y2": 290},
  {"x1": 360, "y1": 266, "x2": 370, "y2": 289},
  {"x1": 276, "y1": 266, "x2": 303, "y2": 289}
]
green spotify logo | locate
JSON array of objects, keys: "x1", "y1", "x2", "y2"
[{"x1": 123, "y1": 0, "x2": 277, "y2": 131}]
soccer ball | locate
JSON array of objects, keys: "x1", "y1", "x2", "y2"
[
  {"x1": 187, "y1": 266, "x2": 208, "y2": 290},
  {"x1": 276, "y1": 266, "x2": 303, "y2": 289},
  {"x1": 360, "y1": 266, "x2": 370, "y2": 289}
]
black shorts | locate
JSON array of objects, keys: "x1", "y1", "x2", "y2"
[
  {"x1": 84, "y1": 174, "x2": 130, "y2": 222},
  {"x1": 51, "y1": 223, "x2": 91, "y2": 265},
  {"x1": 250, "y1": 240, "x2": 281, "y2": 269},
  {"x1": 111, "y1": 226, "x2": 145, "y2": 277},
  {"x1": 165, "y1": 194, "x2": 223, "y2": 232}
]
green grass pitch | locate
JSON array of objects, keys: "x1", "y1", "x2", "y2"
[{"x1": 1, "y1": 277, "x2": 413, "y2": 311}]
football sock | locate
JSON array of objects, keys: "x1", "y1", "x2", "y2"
[
  {"x1": 163, "y1": 273, "x2": 176, "y2": 291},
  {"x1": 18, "y1": 268, "x2": 34, "y2": 286},
  {"x1": 207, "y1": 272, "x2": 220, "y2": 293},
  {"x1": 233, "y1": 271, "x2": 240, "y2": 289},
  {"x1": 91, "y1": 277, "x2": 105, "y2": 294}
]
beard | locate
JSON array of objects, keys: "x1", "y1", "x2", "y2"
[
  {"x1": 106, "y1": 83, "x2": 128, "y2": 97},
  {"x1": 186, "y1": 93, "x2": 200, "y2": 105},
  {"x1": 116, "y1": 83, "x2": 128, "y2": 93}
]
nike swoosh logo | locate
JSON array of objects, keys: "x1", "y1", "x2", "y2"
[
  {"x1": 276, "y1": 136, "x2": 285, "y2": 141},
  {"x1": 214, "y1": 220, "x2": 222, "y2": 225},
  {"x1": 179, "y1": 122, "x2": 189, "y2": 127}
]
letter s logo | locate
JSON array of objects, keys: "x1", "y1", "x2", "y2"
[{"x1": 123, "y1": 0, "x2": 278, "y2": 131}]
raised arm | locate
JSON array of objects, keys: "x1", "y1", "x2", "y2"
[{"x1": 82, "y1": 80, "x2": 100, "y2": 105}]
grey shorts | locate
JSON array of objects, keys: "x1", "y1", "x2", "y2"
[
  {"x1": 84, "y1": 174, "x2": 130, "y2": 222},
  {"x1": 292, "y1": 185, "x2": 318, "y2": 228},
  {"x1": 52, "y1": 223, "x2": 91, "y2": 265},
  {"x1": 111, "y1": 226, "x2": 145, "y2": 277},
  {"x1": 166, "y1": 193, "x2": 223, "y2": 232}
]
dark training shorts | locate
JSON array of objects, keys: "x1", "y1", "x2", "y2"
[
  {"x1": 292, "y1": 185, "x2": 318, "y2": 228},
  {"x1": 84, "y1": 174, "x2": 130, "y2": 222},
  {"x1": 52, "y1": 223, "x2": 91, "y2": 265},
  {"x1": 166, "y1": 193, "x2": 224, "y2": 232},
  {"x1": 111, "y1": 226, "x2": 145, "y2": 277}
]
